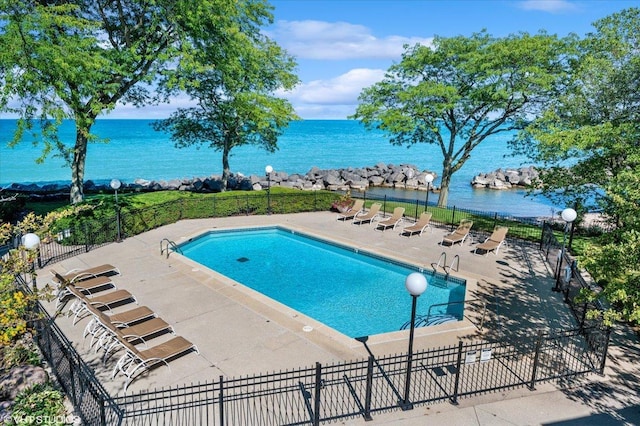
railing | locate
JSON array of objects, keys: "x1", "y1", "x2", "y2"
[
  {"x1": 5, "y1": 190, "x2": 570, "y2": 269},
  {"x1": 6, "y1": 193, "x2": 612, "y2": 426},
  {"x1": 15, "y1": 274, "x2": 124, "y2": 426},
  {"x1": 159, "y1": 238, "x2": 182, "y2": 258},
  {"x1": 112, "y1": 326, "x2": 608, "y2": 426}
]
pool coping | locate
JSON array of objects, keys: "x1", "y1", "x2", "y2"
[{"x1": 172, "y1": 223, "x2": 479, "y2": 353}]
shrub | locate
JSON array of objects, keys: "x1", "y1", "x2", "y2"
[{"x1": 7, "y1": 383, "x2": 67, "y2": 426}]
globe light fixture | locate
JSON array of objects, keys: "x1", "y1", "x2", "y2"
[
  {"x1": 265, "y1": 165, "x2": 273, "y2": 215},
  {"x1": 401, "y1": 272, "x2": 428, "y2": 410},
  {"x1": 110, "y1": 179, "x2": 122, "y2": 242},
  {"x1": 553, "y1": 207, "x2": 577, "y2": 292},
  {"x1": 424, "y1": 173, "x2": 434, "y2": 213}
]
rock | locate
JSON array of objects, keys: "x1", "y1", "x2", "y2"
[
  {"x1": 0, "y1": 365, "x2": 49, "y2": 400},
  {"x1": 471, "y1": 167, "x2": 539, "y2": 190}
]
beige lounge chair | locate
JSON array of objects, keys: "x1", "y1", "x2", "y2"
[
  {"x1": 65, "y1": 285, "x2": 138, "y2": 325},
  {"x1": 376, "y1": 207, "x2": 405, "y2": 231},
  {"x1": 51, "y1": 264, "x2": 120, "y2": 284},
  {"x1": 336, "y1": 199, "x2": 365, "y2": 221},
  {"x1": 83, "y1": 305, "x2": 157, "y2": 346},
  {"x1": 441, "y1": 219, "x2": 473, "y2": 246},
  {"x1": 400, "y1": 212, "x2": 432, "y2": 237},
  {"x1": 474, "y1": 226, "x2": 509, "y2": 255},
  {"x1": 95, "y1": 312, "x2": 175, "y2": 362},
  {"x1": 352, "y1": 203, "x2": 382, "y2": 225},
  {"x1": 54, "y1": 274, "x2": 117, "y2": 309},
  {"x1": 112, "y1": 336, "x2": 199, "y2": 392}
]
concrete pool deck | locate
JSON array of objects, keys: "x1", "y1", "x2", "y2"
[{"x1": 37, "y1": 211, "x2": 640, "y2": 424}]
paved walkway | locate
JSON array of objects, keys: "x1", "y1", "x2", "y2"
[{"x1": 38, "y1": 212, "x2": 640, "y2": 424}]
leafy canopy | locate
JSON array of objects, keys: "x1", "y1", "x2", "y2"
[{"x1": 351, "y1": 30, "x2": 567, "y2": 207}]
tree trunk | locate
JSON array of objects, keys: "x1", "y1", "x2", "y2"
[
  {"x1": 69, "y1": 129, "x2": 89, "y2": 204},
  {"x1": 221, "y1": 142, "x2": 231, "y2": 191},
  {"x1": 437, "y1": 162, "x2": 453, "y2": 207}
]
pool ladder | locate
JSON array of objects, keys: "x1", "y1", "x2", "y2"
[
  {"x1": 431, "y1": 252, "x2": 460, "y2": 278},
  {"x1": 160, "y1": 238, "x2": 183, "y2": 258}
]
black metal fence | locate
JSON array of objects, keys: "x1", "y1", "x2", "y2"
[
  {"x1": 111, "y1": 326, "x2": 608, "y2": 426},
  {"x1": 8, "y1": 190, "x2": 555, "y2": 269},
  {"x1": 7, "y1": 193, "x2": 612, "y2": 426},
  {"x1": 540, "y1": 222, "x2": 605, "y2": 329},
  {"x1": 15, "y1": 274, "x2": 124, "y2": 426}
]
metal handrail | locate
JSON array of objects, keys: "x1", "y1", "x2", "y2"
[
  {"x1": 160, "y1": 238, "x2": 182, "y2": 258},
  {"x1": 431, "y1": 252, "x2": 460, "y2": 278},
  {"x1": 400, "y1": 298, "x2": 487, "y2": 330}
]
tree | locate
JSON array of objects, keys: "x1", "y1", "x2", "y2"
[
  {"x1": 0, "y1": 0, "x2": 275, "y2": 203},
  {"x1": 152, "y1": 29, "x2": 299, "y2": 190},
  {"x1": 513, "y1": 8, "x2": 640, "y2": 325},
  {"x1": 351, "y1": 31, "x2": 568, "y2": 207}
]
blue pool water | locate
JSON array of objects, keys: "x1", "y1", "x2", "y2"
[{"x1": 178, "y1": 227, "x2": 466, "y2": 338}]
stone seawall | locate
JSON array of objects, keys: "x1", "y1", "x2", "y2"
[
  {"x1": 471, "y1": 166, "x2": 539, "y2": 190},
  {"x1": 3, "y1": 163, "x2": 438, "y2": 197}
]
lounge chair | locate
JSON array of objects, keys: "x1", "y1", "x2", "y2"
[
  {"x1": 51, "y1": 263, "x2": 120, "y2": 284},
  {"x1": 376, "y1": 207, "x2": 405, "y2": 231},
  {"x1": 54, "y1": 274, "x2": 117, "y2": 309},
  {"x1": 400, "y1": 212, "x2": 432, "y2": 237},
  {"x1": 83, "y1": 305, "x2": 157, "y2": 346},
  {"x1": 95, "y1": 313, "x2": 175, "y2": 362},
  {"x1": 65, "y1": 285, "x2": 138, "y2": 325},
  {"x1": 112, "y1": 336, "x2": 199, "y2": 392},
  {"x1": 441, "y1": 219, "x2": 473, "y2": 246},
  {"x1": 352, "y1": 203, "x2": 382, "y2": 225},
  {"x1": 474, "y1": 226, "x2": 509, "y2": 255},
  {"x1": 336, "y1": 199, "x2": 365, "y2": 221}
]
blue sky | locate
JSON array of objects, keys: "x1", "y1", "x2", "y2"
[{"x1": 47, "y1": 0, "x2": 640, "y2": 119}]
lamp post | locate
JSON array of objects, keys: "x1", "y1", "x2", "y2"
[
  {"x1": 424, "y1": 174, "x2": 434, "y2": 213},
  {"x1": 265, "y1": 165, "x2": 273, "y2": 215},
  {"x1": 110, "y1": 179, "x2": 122, "y2": 242},
  {"x1": 401, "y1": 272, "x2": 428, "y2": 411},
  {"x1": 553, "y1": 207, "x2": 577, "y2": 292},
  {"x1": 22, "y1": 233, "x2": 40, "y2": 292}
]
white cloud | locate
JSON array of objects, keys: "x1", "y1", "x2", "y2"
[
  {"x1": 517, "y1": 0, "x2": 579, "y2": 13},
  {"x1": 279, "y1": 68, "x2": 385, "y2": 118},
  {"x1": 269, "y1": 20, "x2": 432, "y2": 60}
]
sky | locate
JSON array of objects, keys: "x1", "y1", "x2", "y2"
[{"x1": 12, "y1": 0, "x2": 640, "y2": 120}]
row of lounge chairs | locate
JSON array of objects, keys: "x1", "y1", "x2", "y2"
[
  {"x1": 337, "y1": 202, "x2": 509, "y2": 255},
  {"x1": 51, "y1": 263, "x2": 199, "y2": 392}
]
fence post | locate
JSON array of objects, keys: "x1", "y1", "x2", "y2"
[
  {"x1": 529, "y1": 330, "x2": 544, "y2": 390},
  {"x1": 218, "y1": 375, "x2": 225, "y2": 425},
  {"x1": 100, "y1": 397, "x2": 106, "y2": 426},
  {"x1": 383, "y1": 195, "x2": 387, "y2": 215},
  {"x1": 363, "y1": 356, "x2": 374, "y2": 421},
  {"x1": 493, "y1": 212, "x2": 498, "y2": 230},
  {"x1": 313, "y1": 362, "x2": 322, "y2": 426},
  {"x1": 84, "y1": 223, "x2": 90, "y2": 253},
  {"x1": 599, "y1": 327, "x2": 612, "y2": 375},
  {"x1": 450, "y1": 341, "x2": 464, "y2": 405},
  {"x1": 539, "y1": 221, "x2": 546, "y2": 251},
  {"x1": 246, "y1": 194, "x2": 250, "y2": 216},
  {"x1": 450, "y1": 206, "x2": 457, "y2": 231},
  {"x1": 414, "y1": 199, "x2": 419, "y2": 220}
]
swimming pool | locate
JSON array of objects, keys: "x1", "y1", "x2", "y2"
[{"x1": 178, "y1": 227, "x2": 466, "y2": 338}]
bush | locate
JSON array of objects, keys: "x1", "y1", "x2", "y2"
[{"x1": 7, "y1": 383, "x2": 67, "y2": 426}]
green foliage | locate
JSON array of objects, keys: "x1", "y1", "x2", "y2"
[
  {"x1": 1, "y1": 0, "x2": 283, "y2": 203},
  {"x1": 513, "y1": 8, "x2": 640, "y2": 325},
  {"x1": 153, "y1": 9, "x2": 299, "y2": 191},
  {"x1": 1, "y1": 339, "x2": 41, "y2": 369},
  {"x1": 351, "y1": 30, "x2": 567, "y2": 207},
  {"x1": 8, "y1": 383, "x2": 67, "y2": 426}
]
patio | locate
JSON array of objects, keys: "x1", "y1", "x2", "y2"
[{"x1": 38, "y1": 211, "x2": 578, "y2": 397}]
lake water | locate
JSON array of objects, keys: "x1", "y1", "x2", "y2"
[{"x1": 0, "y1": 119, "x2": 559, "y2": 217}]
